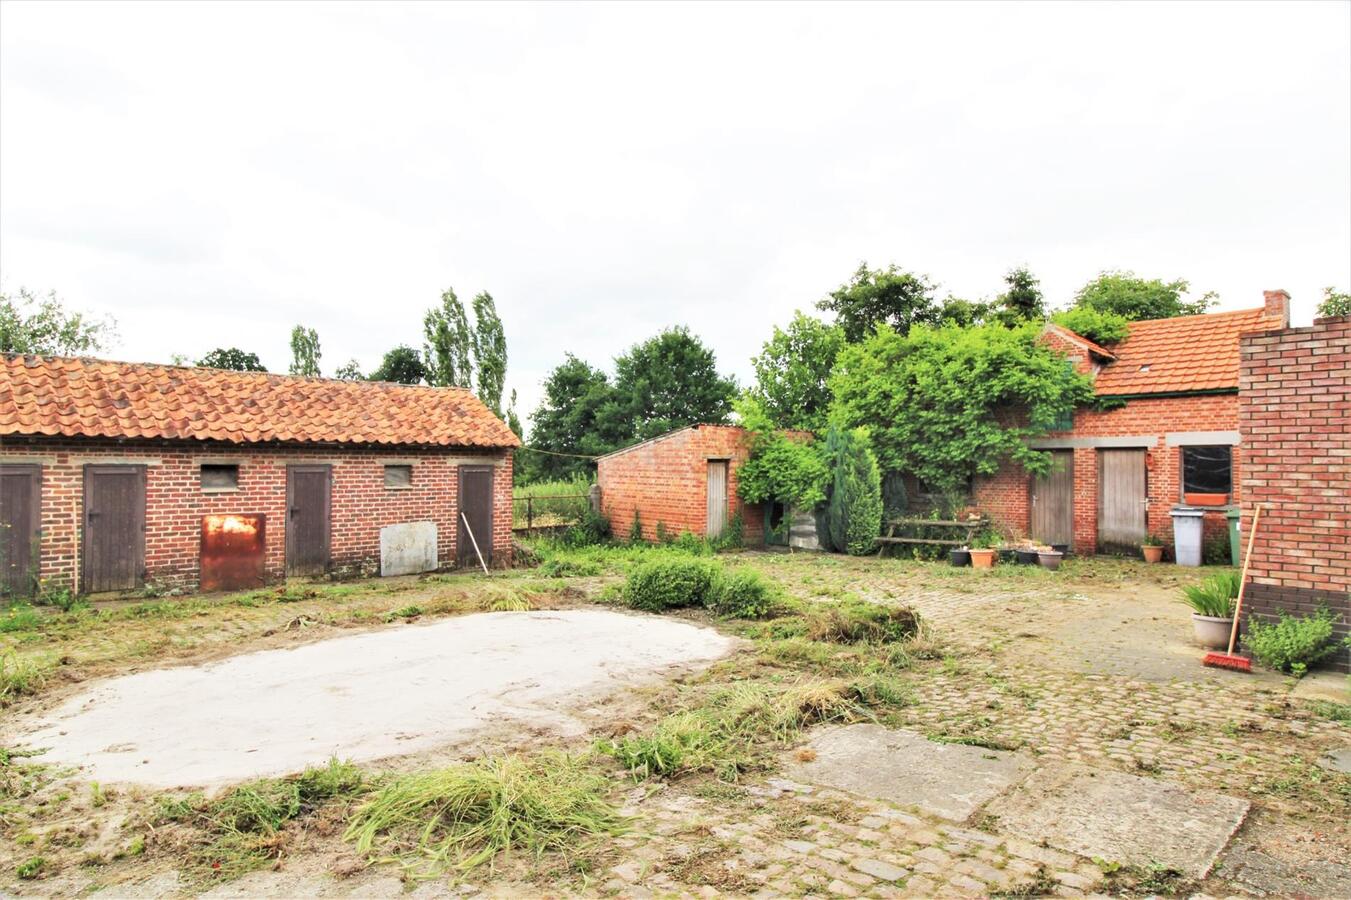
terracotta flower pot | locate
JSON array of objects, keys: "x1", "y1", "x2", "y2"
[
  {"x1": 1142, "y1": 545, "x2": 1164, "y2": 563},
  {"x1": 1184, "y1": 492, "x2": 1228, "y2": 507},
  {"x1": 1192, "y1": 614, "x2": 1235, "y2": 650},
  {"x1": 969, "y1": 548, "x2": 996, "y2": 569},
  {"x1": 1037, "y1": 550, "x2": 1063, "y2": 571}
]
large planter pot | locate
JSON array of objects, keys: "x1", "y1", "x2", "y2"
[
  {"x1": 949, "y1": 549, "x2": 971, "y2": 567},
  {"x1": 969, "y1": 549, "x2": 996, "y2": 569},
  {"x1": 1192, "y1": 614, "x2": 1235, "y2": 650},
  {"x1": 1184, "y1": 492, "x2": 1228, "y2": 507},
  {"x1": 1015, "y1": 549, "x2": 1039, "y2": 566},
  {"x1": 1038, "y1": 550, "x2": 1063, "y2": 571},
  {"x1": 1142, "y1": 545, "x2": 1164, "y2": 563}
]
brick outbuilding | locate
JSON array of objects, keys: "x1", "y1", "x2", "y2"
[
  {"x1": 975, "y1": 291, "x2": 1290, "y2": 557},
  {"x1": 0, "y1": 356, "x2": 519, "y2": 596}
]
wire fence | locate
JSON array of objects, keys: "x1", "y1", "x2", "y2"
[{"x1": 512, "y1": 492, "x2": 590, "y2": 533}]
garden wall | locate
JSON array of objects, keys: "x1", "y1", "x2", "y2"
[{"x1": 1238, "y1": 315, "x2": 1350, "y2": 672}]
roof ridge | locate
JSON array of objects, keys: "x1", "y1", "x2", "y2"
[{"x1": 1129, "y1": 305, "x2": 1266, "y2": 326}]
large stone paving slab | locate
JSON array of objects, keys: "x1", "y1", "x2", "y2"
[
  {"x1": 986, "y1": 763, "x2": 1250, "y2": 879},
  {"x1": 785, "y1": 724, "x2": 1034, "y2": 821}
]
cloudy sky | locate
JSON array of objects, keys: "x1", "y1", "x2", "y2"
[{"x1": 2, "y1": 1, "x2": 1348, "y2": 432}]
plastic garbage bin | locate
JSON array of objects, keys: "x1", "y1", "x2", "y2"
[
  {"x1": 1171, "y1": 506, "x2": 1206, "y2": 567},
  {"x1": 1225, "y1": 507, "x2": 1241, "y2": 567}
]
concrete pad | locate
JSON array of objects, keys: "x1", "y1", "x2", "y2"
[
  {"x1": 785, "y1": 724, "x2": 1034, "y2": 821},
  {"x1": 14, "y1": 610, "x2": 734, "y2": 788},
  {"x1": 1290, "y1": 670, "x2": 1351, "y2": 704},
  {"x1": 985, "y1": 764, "x2": 1249, "y2": 879}
]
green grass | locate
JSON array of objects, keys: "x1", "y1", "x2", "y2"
[
  {"x1": 344, "y1": 751, "x2": 622, "y2": 875},
  {"x1": 1, "y1": 601, "x2": 42, "y2": 634},
  {"x1": 514, "y1": 477, "x2": 592, "y2": 527},
  {"x1": 1, "y1": 651, "x2": 53, "y2": 702}
]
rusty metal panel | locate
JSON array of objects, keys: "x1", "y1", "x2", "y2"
[{"x1": 201, "y1": 514, "x2": 267, "y2": 592}]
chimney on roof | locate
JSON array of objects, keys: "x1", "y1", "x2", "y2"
[{"x1": 1263, "y1": 289, "x2": 1290, "y2": 328}]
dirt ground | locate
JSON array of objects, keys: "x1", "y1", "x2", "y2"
[{"x1": 2, "y1": 552, "x2": 1348, "y2": 898}]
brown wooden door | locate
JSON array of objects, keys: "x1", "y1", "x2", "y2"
[
  {"x1": 286, "y1": 465, "x2": 331, "y2": 576},
  {"x1": 82, "y1": 465, "x2": 146, "y2": 593},
  {"x1": 1, "y1": 465, "x2": 42, "y2": 596},
  {"x1": 706, "y1": 460, "x2": 729, "y2": 538},
  {"x1": 1098, "y1": 448, "x2": 1147, "y2": 554},
  {"x1": 1030, "y1": 451, "x2": 1074, "y2": 549},
  {"x1": 457, "y1": 466, "x2": 494, "y2": 568}
]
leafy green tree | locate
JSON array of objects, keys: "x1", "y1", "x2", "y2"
[
  {"x1": 1050, "y1": 307, "x2": 1132, "y2": 345},
  {"x1": 527, "y1": 354, "x2": 624, "y2": 480},
  {"x1": 935, "y1": 295, "x2": 994, "y2": 328},
  {"x1": 423, "y1": 288, "x2": 473, "y2": 387},
  {"x1": 288, "y1": 325, "x2": 322, "y2": 376},
  {"x1": 0, "y1": 287, "x2": 117, "y2": 355},
  {"x1": 830, "y1": 322, "x2": 1097, "y2": 494},
  {"x1": 471, "y1": 291, "x2": 507, "y2": 414},
  {"x1": 733, "y1": 395, "x2": 830, "y2": 509},
  {"x1": 198, "y1": 347, "x2": 266, "y2": 371},
  {"x1": 611, "y1": 327, "x2": 736, "y2": 441},
  {"x1": 823, "y1": 426, "x2": 883, "y2": 556},
  {"x1": 818, "y1": 263, "x2": 940, "y2": 342},
  {"x1": 333, "y1": 359, "x2": 364, "y2": 380},
  {"x1": 1317, "y1": 286, "x2": 1350, "y2": 318},
  {"x1": 749, "y1": 312, "x2": 844, "y2": 433},
  {"x1": 370, "y1": 345, "x2": 427, "y2": 385},
  {"x1": 505, "y1": 389, "x2": 523, "y2": 439},
  {"x1": 996, "y1": 267, "x2": 1045, "y2": 324},
  {"x1": 1073, "y1": 271, "x2": 1214, "y2": 320}
]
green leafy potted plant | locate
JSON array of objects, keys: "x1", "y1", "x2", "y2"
[
  {"x1": 968, "y1": 531, "x2": 998, "y2": 569},
  {"x1": 1141, "y1": 533, "x2": 1165, "y2": 563},
  {"x1": 1180, "y1": 571, "x2": 1240, "y2": 649}
]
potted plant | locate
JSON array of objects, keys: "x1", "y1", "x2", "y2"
[
  {"x1": 1180, "y1": 571, "x2": 1241, "y2": 649},
  {"x1": 1015, "y1": 543, "x2": 1040, "y2": 566},
  {"x1": 1183, "y1": 492, "x2": 1228, "y2": 507},
  {"x1": 1141, "y1": 533, "x2": 1165, "y2": 563},
  {"x1": 949, "y1": 546, "x2": 971, "y2": 567},
  {"x1": 968, "y1": 531, "x2": 998, "y2": 569},
  {"x1": 1037, "y1": 544, "x2": 1063, "y2": 571}
]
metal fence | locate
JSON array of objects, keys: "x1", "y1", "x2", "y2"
[{"x1": 512, "y1": 493, "x2": 589, "y2": 534}]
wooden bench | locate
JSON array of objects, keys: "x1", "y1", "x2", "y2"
[{"x1": 876, "y1": 517, "x2": 988, "y2": 554}]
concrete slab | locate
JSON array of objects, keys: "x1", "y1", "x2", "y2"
[
  {"x1": 1317, "y1": 746, "x2": 1351, "y2": 774},
  {"x1": 985, "y1": 764, "x2": 1249, "y2": 879},
  {"x1": 1289, "y1": 670, "x2": 1351, "y2": 704},
  {"x1": 13, "y1": 610, "x2": 734, "y2": 788},
  {"x1": 379, "y1": 520, "x2": 437, "y2": 576},
  {"x1": 784, "y1": 724, "x2": 1034, "y2": 821}
]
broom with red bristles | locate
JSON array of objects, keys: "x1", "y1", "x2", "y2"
[{"x1": 1203, "y1": 503, "x2": 1263, "y2": 673}]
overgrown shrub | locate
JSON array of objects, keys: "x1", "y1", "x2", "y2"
[
  {"x1": 622, "y1": 558, "x2": 721, "y2": 612},
  {"x1": 807, "y1": 601, "x2": 921, "y2": 644},
  {"x1": 1246, "y1": 607, "x2": 1350, "y2": 677},
  {"x1": 561, "y1": 509, "x2": 610, "y2": 548},
  {"x1": 1050, "y1": 306, "x2": 1131, "y2": 345},
  {"x1": 627, "y1": 509, "x2": 644, "y2": 544},
  {"x1": 823, "y1": 427, "x2": 883, "y2": 556},
  {"x1": 707, "y1": 568, "x2": 776, "y2": 619}
]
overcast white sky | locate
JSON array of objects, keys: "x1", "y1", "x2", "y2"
[{"x1": 2, "y1": 1, "x2": 1348, "y2": 432}]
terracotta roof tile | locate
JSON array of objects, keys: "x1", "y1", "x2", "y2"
[
  {"x1": 1, "y1": 355, "x2": 521, "y2": 449},
  {"x1": 1075, "y1": 307, "x2": 1282, "y2": 396}
]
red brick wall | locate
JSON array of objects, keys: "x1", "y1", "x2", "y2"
[
  {"x1": 974, "y1": 393, "x2": 1241, "y2": 555},
  {"x1": 1239, "y1": 315, "x2": 1350, "y2": 671},
  {"x1": 0, "y1": 437, "x2": 513, "y2": 593},
  {"x1": 597, "y1": 425, "x2": 765, "y2": 545}
]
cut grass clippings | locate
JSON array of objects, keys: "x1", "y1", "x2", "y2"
[{"x1": 344, "y1": 751, "x2": 622, "y2": 877}]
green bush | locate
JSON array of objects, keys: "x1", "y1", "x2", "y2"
[
  {"x1": 1245, "y1": 607, "x2": 1350, "y2": 677},
  {"x1": 1180, "y1": 571, "x2": 1240, "y2": 618},
  {"x1": 561, "y1": 509, "x2": 610, "y2": 548},
  {"x1": 622, "y1": 558, "x2": 721, "y2": 612},
  {"x1": 707, "y1": 569, "x2": 776, "y2": 619},
  {"x1": 823, "y1": 426, "x2": 884, "y2": 556},
  {"x1": 628, "y1": 509, "x2": 644, "y2": 544}
]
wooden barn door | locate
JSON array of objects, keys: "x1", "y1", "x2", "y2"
[
  {"x1": 1098, "y1": 449, "x2": 1147, "y2": 553},
  {"x1": 1030, "y1": 451, "x2": 1074, "y2": 548},
  {"x1": 1, "y1": 465, "x2": 41, "y2": 596},
  {"x1": 286, "y1": 465, "x2": 331, "y2": 576},
  {"x1": 706, "y1": 460, "x2": 729, "y2": 538},
  {"x1": 82, "y1": 465, "x2": 146, "y2": 593},
  {"x1": 458, "y1": 466, "x2": 494, "y2": 568}
]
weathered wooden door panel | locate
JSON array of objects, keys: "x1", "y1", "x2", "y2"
[
  {"x1": 457, "y1": 466, "x2": 494, "y2": 568},
  {"x1": 286, "y1": 465, "x2": 331, "y2": 577},
  {"x1": 1098, "y1": 449, "x2": 1147, "y2": 553},
  {"x1": 706, "y1": 460, "x2": 729, "y2": 538},
  {"x1": 1, "y1": 465, "x2": 42, "y2": 596},
  {"x1": 1031, "y1": 451, "x2": 1074, "y2": 548},
  {"x1": 82, "y1": 465, "x2": 146, "y2": 593}
]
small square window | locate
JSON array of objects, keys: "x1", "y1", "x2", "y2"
[
  {"x1": 201, "y1": 464, "x2": 239, "y2": 491},
  {"x1": 384, "y1": 464, "x2": 413, "y2": 488},
  {"x1": 1181, "y1": 446, "x2": 1231, "y2": 500}
]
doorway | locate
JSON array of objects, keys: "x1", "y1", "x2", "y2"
[
  {"x1": 1031, "y1": 451, "x2": 1074, "y2": 549},
  {"x1": 82, "y1": 465, "x2": 147, "y2": 593},
  {"x1": 1097, "y1": 448, "x2": 1148, "y2": 553},
  {"x1": 457, "y1": 466, "x2": 494, "y2": 568},
  {"x1": 1, "y1": 464, "x2": 41, "y2": 596},
  {"x1": 286, "y1": 465, "x2": 332, "y2": 576}
]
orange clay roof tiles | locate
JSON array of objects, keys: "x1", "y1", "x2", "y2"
[
  {"x1": 1087, "y1": 307, "x2": 1281, "y2": 396},
  {"x1": 0, "y1": 355, "x2": 521, "y2": 449}
]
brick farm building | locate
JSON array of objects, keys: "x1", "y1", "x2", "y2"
[
  {"x1": 0, "y1": 356, "x2": 519, "y2": 596},
  {"x1": 975, "y1": 291, "x2": 1291, "y2": 558}
]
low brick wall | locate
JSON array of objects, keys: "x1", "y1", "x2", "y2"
[{"x1": 1239, "y1": 315, "x2": 1350, "y2": 672}]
